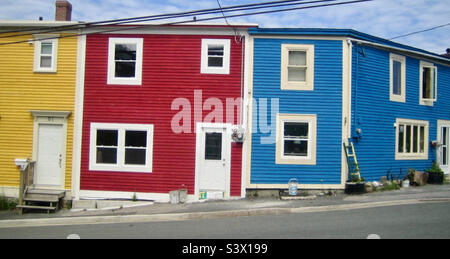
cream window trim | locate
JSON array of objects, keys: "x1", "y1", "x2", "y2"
[
  {"x1": 389, "y1": 53, "x2": 406, "y2": 103},
  {"x1": 419, "y1": 61, "x2": 437, "y2": 106},
  {"x1": 33, "y1": 35, "x2": 59, "y2": 73},
  {"x1": 276, "y1": 114, "x2": 317, "y2": 165},
  {"x1": 395, "y1": 118, "x2": 429, "y2": 160},
  {"x1": 280, "y1": 44, "x2": 315, "y2": 91}
]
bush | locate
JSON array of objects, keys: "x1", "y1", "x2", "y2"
[{"x1": 0, "y1": 196, "x2": 17, "y2": 211}]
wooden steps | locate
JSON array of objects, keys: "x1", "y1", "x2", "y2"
[{"x1": 17, "y1": 188, "x2": 65, "y2": 214}]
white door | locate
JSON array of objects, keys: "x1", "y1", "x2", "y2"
[
  {"x1": 197, "y1": 124, "x2": 231, "y2": 196},
  {"x1": 439, "y1": 124, "x2": 449, "y2": 175},
  {"x1": 34, "y1": 124, "x2": 64, "y2": 187}
]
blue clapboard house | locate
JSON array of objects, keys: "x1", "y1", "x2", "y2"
[{"x1": 247, "y1": 28, "x2": 450, "y2": 190}]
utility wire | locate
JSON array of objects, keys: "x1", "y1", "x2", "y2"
[
  {"x1": 389, "y1": 22, "x2": 450, "y2": 40},
  {"x1": 0, "y1": 0, "x2": 373, "y2": 46},
  {"x1": 0, "y1": 0, "x2": 331, "y2": 37}
]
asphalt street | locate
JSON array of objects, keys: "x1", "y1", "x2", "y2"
[{"x1": 1, "y1": 201, "x2": 449, "y2": 239}]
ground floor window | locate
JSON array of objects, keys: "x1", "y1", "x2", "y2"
[
  {"x1": 395, "y1": 118, "x2": 428, "y2": 160},
  {"x1": 276, "y1": 114, "x2": 317, "y2": 165},
  {"x1": 89, "y1": 123, "x2": 154, "y2": 173}
]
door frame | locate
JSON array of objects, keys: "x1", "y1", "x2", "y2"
[
  {"x1": 31, "y1": 110, "x2": 71, "y2": 189},
  {"x1": 195, "y1": 122, "x2": 232, "y2": 200},
  {"x1": 437, "y1": 120, "x2": 450, "y2": 175}
]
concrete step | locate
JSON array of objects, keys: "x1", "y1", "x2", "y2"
[
  {"x1": 24, "y1": 193, "x2": 60, "y2": 202},
  {"x1": 16, "y1": 205, "x2": 57, "y2": 211}
]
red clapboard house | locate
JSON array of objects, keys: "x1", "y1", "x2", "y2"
[{"x1": 75, "y1": 24, "x2": 254, "y2": 202}]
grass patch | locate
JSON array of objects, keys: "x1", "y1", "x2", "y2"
[
  {"x1": 380, "y1": 182, "x2": 401, "y2": 192},
  {"x1": 0, "y1": 196, "x2": 17, "y2": 211}
]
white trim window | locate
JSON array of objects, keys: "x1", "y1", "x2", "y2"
[
  {"x1": 89, "y1": 123, "x2": 154, "y2": 173},
  {"x1": 33, "y1": 36, "x2": 58, "y2": 73},
  {"x1": 201, "y1": 39, "x2": 231, "y2": 74},
  {"x1": 276, "y1": 114, "x2": 317, "y2": 165},
  {"x1": 389, "y1": 53, "x2": 406, "y2": 102},
  {"x1": 107, "y1": 38, "x2": 143, "y2": 85},
  {"x1": 419, "y1": 61, "x2": 437, "y2": 106},
  {"x1": 281, "y1": 44, "x2": 315, "y2": 91},
  {"x1": 395, "y1": 118, "x2": 429, "y2": 160}
]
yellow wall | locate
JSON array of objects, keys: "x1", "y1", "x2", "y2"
[{"x1": 0, "y1": 33, "x2": 77, "y2": 190}]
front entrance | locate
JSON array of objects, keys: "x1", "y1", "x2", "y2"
[
  {"x1": 438, "y1": 121, "x2": 450, "y2": 175},
  {"x1": 31, "y1": 111, "x2": 70, "y2": 189},
  {"x1": 195, "y1": 123, "x2": 231, "y2": 199}
]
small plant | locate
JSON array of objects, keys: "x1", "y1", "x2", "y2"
[
  {"x1": 132, "y1": 192, "x2": 138, "y2": 202},
  {"x1": 349, "y1": 173, "x2": 365, "y2": 183},
  {"x1": 427, "y1": 162, "x2": 444, "y2": 175},
  {"x1": 0, "y1": 196, "x2": 17, "y2": 211},
  {"x1": 427, "y1": 162, "x2": 445, "y2": 184},
  {"x1": 381, "y1": 181, "x2": 401, "y2": 191}
]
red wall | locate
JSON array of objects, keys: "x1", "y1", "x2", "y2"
[{"x1": 80, "y1": 33, "x2": 244, "y2": 197}]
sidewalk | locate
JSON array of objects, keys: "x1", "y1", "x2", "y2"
[{"x1": 1, "y1": 184, "x2": 450, "y2": 228}]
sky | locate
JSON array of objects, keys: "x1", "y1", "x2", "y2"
[{"x1": 0, "y1": 0, "x2": 449, "y2": 54}]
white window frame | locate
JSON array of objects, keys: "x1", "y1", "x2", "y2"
[
  {"x1": 389, "y1": 53, "x2": 406, "y2": 103},
  {"x1": 395, "y1": 118, "x2": 429, "y2": 160},
  {"x1": 33, "y1": 35, "x2": 58, "y2": 73},
  {"x1": 419, "y1": 61, "x2": 437, "y2": 106},
  {"x1": 107, "y1": 37, "x2": 143, "y2": 85},
  {"x1": 276, "y1": 114, "x2": 317, "y2": 165},
  {"x1": 201, "y1": 39, "x2": 231, "y2": 75},
  {"x1": 281, "y1": 44, "x2": 315, "y2": 91},
  {"x1": 89, "y1": 123, "x2": 154, "y2": 173}
]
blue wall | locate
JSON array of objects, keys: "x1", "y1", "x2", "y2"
[
  {"x1": 250, "y1": 38, "x2": 343, "y2": 185},
  {"x1": 351, "y1": 44, "x2": 450, "y2": 181}
]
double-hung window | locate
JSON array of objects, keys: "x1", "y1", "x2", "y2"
[
  {"x1": 396, "y1": 118, "x2": 428, "y2": 160},
  {"x1": 389, "y1": 54, "x2": 406, "y2": 102},
  {"x1": 34, "y1": 36, "x2": 58, "y2": 72},
  {"x1": 281, "y1": 44, "x2": 314, "y2": 91},
  {"x1": 90, "y1": 123, "x2": 154, "y2": 173},
  {"x1": 276, "y1": 114, "x2": 317, "y2": 165},
  {"x1": 107, "y1": 38, "x2": 143, "y2": 85},
  {"x1": 419, "y1": 61, "x2": 437, "y2": 105},
  {"x1": 201, "y1": 39, "x2": 230, "y2": 74}
]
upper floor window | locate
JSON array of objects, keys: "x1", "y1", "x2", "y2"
[
  {"x1": 281, "y1": 44, "x2": 315, "y2": 91},
  {"x1": 389, "y1": 54, "x2": 406, "y2": 102},
  {"x1": 201, "y1": 39, "x2": 230, "y2": 74},
  {"x1": 107, "y1": 38, "x2": 143, "y2": 85},
  {"x1": 34, "y1": 36, "x2": 58, "y2": 73},
  {"x1": 419, "y1": 61, "x2": 437, "y2": 106}
]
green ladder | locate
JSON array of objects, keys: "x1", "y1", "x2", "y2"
[{"x1": 343, "y1": 142, "x2": 362, "y2": 181}]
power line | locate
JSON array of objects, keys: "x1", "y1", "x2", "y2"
[
  {"x1": 389, "y1": 22, "x2": 450, "y2": 40},
  {"x1": 0, "y1": 0, "x2": 332, "y2": 38},
  {"x1": 0, "y1": 0, "x2": 373, "y2": 46}
]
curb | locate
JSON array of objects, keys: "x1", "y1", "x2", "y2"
[{"x1": 1, "y1": 198, "x2": 449, "y2": 229}]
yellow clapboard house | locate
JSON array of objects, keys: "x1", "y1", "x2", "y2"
[{"x1": 0, "y1": 20, "x2": 80, "y2": 200}]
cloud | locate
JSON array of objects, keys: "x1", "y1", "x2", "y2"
[{"x1": 1, "y1": 0, "x2": 448, "y2": 54}]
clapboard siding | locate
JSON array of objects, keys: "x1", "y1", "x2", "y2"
[
  {"x1": 351, "y1": 44, "x2": 450, "y2": 181},
  {"x1": 80, "y1": 33, "x2": 244, "y2": 196},
  {"x1": 250, "y1": 38, "x2": 343, "y2": 185},
  {"x1": 0, "y1": 34, "x2": 77, "y2": 189}
]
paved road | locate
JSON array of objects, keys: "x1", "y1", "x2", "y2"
[{"x1": 1, "y1": 201, "x2": 449, "y2": 239}]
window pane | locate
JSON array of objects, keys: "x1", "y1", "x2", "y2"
[
  {"x1": 96, "y1": 147, "x2": 117, "y2": 164},
  {"x1": 115, "y1": 61, "x2": 136, "y2": 78},
  {"x1": 284, "y1": 140, "x2": 308, "y2": 156},
  {"x1": 40, "y1": 56, "x2": 52, "y2": 68},
  {"x1": 289, "y1": 51, "x2": 306, "y2": 66},
  {"x1": 208, "y1": 45, "x2": 224, "y2": 56},
  {"x1": 398, "y1": 125, "x2": 404, "y2": 153},
  {"x1": 443, "y1": 147, "x2": 448, "y2": 166},
  {"x1": 393, "y1": 60, "x2": 402, "y2": 95},
  {"x1": 288, "y1": 67, "x2": 306, "y2": 82},
  {"x1": 413, "y1": 126, "x2": 418, "y2": 153},
  {"x1": 422, "y1": 67, "x2": 432, "y2": 99},
  {"x1": 284, "y1": 122, "x2": 308, "y2": 138},
  {"x1": 125, "y1": 148, "x2": 146, "y2": 165},
  {"x1": 125, "y1": 131, "x2": 147, "y2": 147},
  {"x1": 97, "y1": 130, "x2": 118, "y2": 146},
  {"x1": 41, "y1": 42, "x2": 52, "y2": 55},
  {"x1": 406, "y1": 125, "x2": 411, "y2": 153},
  {"x1": 420, "y1": 126, "x2": 425, "y2": 153},
  {"x1": 115, "y1": 44, "x2": 136, "y2": 61},
  {"x1": 205, "y1": 133, "x2": 222, "y2": 160},
  {"x1": 208, "y1": 57, "x2": 223, "y2": 67}
]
